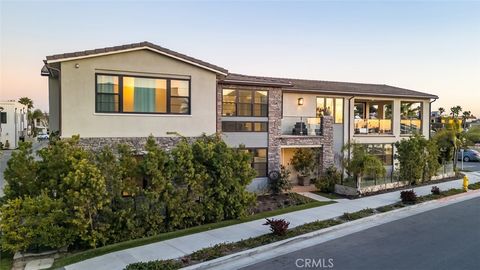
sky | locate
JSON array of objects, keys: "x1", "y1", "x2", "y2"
[{"x1": 1, "y1": 0, "x2": 479, "y2": 116}]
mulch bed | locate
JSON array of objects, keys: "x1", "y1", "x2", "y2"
[{"x1": 250, "y1": 193, "x2": 313, "y2": 214}]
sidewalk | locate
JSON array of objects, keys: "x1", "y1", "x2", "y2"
[{"x1": 64, "y1": 172, "x2": 480, "y2": 270}]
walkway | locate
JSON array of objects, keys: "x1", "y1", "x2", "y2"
[{"x1": 64, "y1": 172, "x2": 480, "y2": 270}]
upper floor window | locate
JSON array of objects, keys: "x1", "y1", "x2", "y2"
[
  {"x1": 96, "y1": 74, "x2": 190, "y2": 114},
  {"x1": 222, "y1": 121, "x2": 268, "y2": 132},
  {"x1": 316, "y1": 97, "x2": 343, "y2": 124},
  {"x1": 0, "y1": 112, "x2": 6, "y2": 124},
  {"x1": 401, "y1": 101, "x2": 422, "y2": 134},
  {"x1": 354, "y1": 100, "x2": 393, "y2": 135},
  {"x1": 222, "y1": 89, "x2": 268, "y2": 117},
  {"x1": 239, "y1": 148, "x2": 268, "y2": 177}
]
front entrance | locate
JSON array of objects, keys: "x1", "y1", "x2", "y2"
[{"x1": 281, "y1": 146, "x2": 323, "y2": 187}]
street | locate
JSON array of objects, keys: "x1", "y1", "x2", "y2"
[{"x1": 243, "y1": 196, "x2": 480, "y2": 270}]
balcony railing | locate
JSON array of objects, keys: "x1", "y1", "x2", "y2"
[
  {"x1": 354, "y1": 118, "x2": 392, "y2": 135},
  {"x1": 281, "y1": 116, "x2": 322, "y2": 136},
  {"x1": 401, "y1": 119, "x2": 422, "y2": 134}
]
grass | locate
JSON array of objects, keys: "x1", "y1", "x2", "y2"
[
  {"x1": 340, "y1": 208, "x2": 375, "y2": 221},
  {"x1": 468, "y1": 182, "x2": 480, "y2": 190},
  {"x1": 0, "y1": 251, "x2": 13, "y2": 270},
  {"x1": 50, "y1": 199, "x2": 335, "y2": 269},
  {"x1": 312, "y1": 191, "x2": 344, "y2": 200}
]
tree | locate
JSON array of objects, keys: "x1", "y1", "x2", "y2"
[
  {"x1": 438, "y1": 107, "x2": 445, "y2": 116},
  {"x1": 3, "y1": 142, "x2": 38, "y2": 200},
  {"x1": 462, "y1": 111, "x2": 472, "y2": 129},
  {"x1": 63, "y1": 159, "x2": 110, "y2": 248},
  {"x1": 395, "y1": 135, "x2": 440, "y2": 184},
  {"x1": 450, "y1": 106, "x2": 462, "y2": 118},
  {"x1": 31, "y1": 109, "x2": 44, "y2": 136},
  {"x1": 18, "y1": 97, "x2": 33, "y2": 110},
  {"x1": 342, "y1": 143, "x2": 386, "y2": 187},
  {"x1": 0, "y1": 193, "x2": 74, "y2": 253}
]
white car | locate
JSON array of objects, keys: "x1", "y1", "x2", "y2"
[{"x1": 37, "y1": 133, "x2": 49, "y2": 141}]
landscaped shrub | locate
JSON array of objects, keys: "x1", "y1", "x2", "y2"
[
  {"x1": 124, "y1": 259, "x2": 182, "y2": 270},
  {"x1": 268, "y1": 165, "x2": 292, "y2": 194},
  {"x1": 263, "y1": 218, "x2": 290, "y2": 236},
  {"x1": 342, "y1": 143, "x2": 386, "y2": 186},
  {"x1": 395, "y1": 135, "x2": 440, "y2": 184},
  {"x1": 400, "y1": 190, "x2": 418, "y2": 204},
  {"x1": 340, "y1": 208, "x2": 375, "y2": 221},
  {"x1": 431, "y1": 186, "x2": 441, "y2": 195},
  {"x1": 315, "y1": 166, "x2": 341, "y2": 193},
  {"x1": 0, "y1": 134, "x2": 257, "y2": 253}
]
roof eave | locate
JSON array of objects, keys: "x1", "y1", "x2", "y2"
[
  {"x1": 45, "y1": 46, "x2": 228, "y2": 76},
  {"x1": 282, "y1": 88, "x2": 438, "y2": 99},
  {"x1": 219, "y1": 79, "x2": 292, "y2": 87}
]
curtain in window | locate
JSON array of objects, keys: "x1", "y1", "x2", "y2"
[
  {"x1": 133, "y1": 78, "x2": 156, "y2": 112},
  {"x1": 97, "y1": 75, "x2": 118, "y2": 112}
]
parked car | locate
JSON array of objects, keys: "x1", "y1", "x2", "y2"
[
  {"x1": 37, "y1": 133, "x2": 49, "y2": 141},
  {"x1": 458, "y1": 149, "x2": 480, "y2": 162}
]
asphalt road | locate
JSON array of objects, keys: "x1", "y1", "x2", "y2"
[{"x1": 243, "y1": 197, "x2": 480, "y2": 270}]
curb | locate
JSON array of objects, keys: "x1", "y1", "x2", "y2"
[{"x1": 182, "y1": 190, "x2": 480, "y2": 270}]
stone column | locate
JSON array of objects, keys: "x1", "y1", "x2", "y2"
[
  {"x1": 268, "y1": 88, "x2": 283, "y2": 173},
  {"x1": 216, "y1": 84, "x2": 223, "y2": 133},
  {"x1": 321, "y1": 115, "x2": 334, "y2": 171}
]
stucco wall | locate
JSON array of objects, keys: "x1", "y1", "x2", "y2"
[
  {"x1": 48, "y1": 76, "x2": 60, "y2": 133},
  {"x1": 59, "y1": 49, "x2": 218, "y2": 138}
]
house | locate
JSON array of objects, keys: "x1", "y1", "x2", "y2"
[
  {"x1": 41, "y1": 42, "x2": 438, "y2": 192},
  {"x1": 0, "y1": 101, "x2": 28, "y2": 149}
]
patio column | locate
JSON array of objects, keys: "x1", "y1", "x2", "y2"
[{"x1": 320, "y1": 115, "x2": 334, "y2": 171}]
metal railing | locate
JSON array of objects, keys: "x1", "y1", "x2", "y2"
[{"x1": 401, "y1": 119, "x2": 422, "y2": 134}]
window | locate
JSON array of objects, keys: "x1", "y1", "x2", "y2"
[
  {"x1": 316, "y1": 97, "x2": 343, "y2": 123},
  {"x1": 95, "y1": 74, "x2": 190, "y2": 114},
  {"x1": 96, "y1": 75, "x2": 119, "y2": 112},
  {"x1": 240, "y1": 148, "x2": 268, "y2": 177},
  {"x1": 354, "y1": 100, "x2": 393, "y2": 135},
  {"x1": 222, "y1": 89, "x2": 268, "y2": 117},
  {"x1": 0, "y1": 112, "x2": 6, "y2": 124},
  {"x1": 401, "y1": 101, "x2": 422, "y2": 134},
  {"x1": 366, "y1": 144, "x2": 393, "y2": 165},
  {"x1": 222, "y1": 121, "x2": 268, "y2": 132}
]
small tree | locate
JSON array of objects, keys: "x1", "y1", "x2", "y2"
[
  {"x1": 269, "y1": 165, "x2": 292, "y2": 194},
  {"x1": 343, "y1": 143, "x2": 386, "y2": 187},
  {"x1": 316, "y1": 166, "x2": 341, "y2": 193},
  {"x1": 3, "y1": 142, "x2": 38, "y2": 200},
  {"x1": 290, "y1": 148, "x2": 315, "y2": 185}
]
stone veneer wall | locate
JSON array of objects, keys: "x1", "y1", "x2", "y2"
[
  {"x1": 78, "y1": 137, "x2": 197, "y2": 152},
  {"x1": 267, "y1": 87, "x2": 334, "y2": 174}
]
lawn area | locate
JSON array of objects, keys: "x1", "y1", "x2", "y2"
[
  {"x1": 0, "y1": 251, "x2": 13, "y2": 270},
  {"x1": 50, "y1": 194, "x2": 335, "y2": 269},
  {"x1": 312, "y1": 191, "x2": 345, "y2": 200}
]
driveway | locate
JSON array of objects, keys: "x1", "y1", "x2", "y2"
[{"x1": 242, "y1": 196, "x2": 480, "y2": 270}]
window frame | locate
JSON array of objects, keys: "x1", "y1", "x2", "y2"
[
  {"x1": 365, "y1": 143, "x2": 394, "y2": 166},
  {"x1": 222, "y1": 89, "x2": 269, "y2": 117},
  {"x1": 95, "y1": 73, "x2": 191, "y2": 115},
  {"x1": 0, "y1": 112, "x2": 6, "y2": 124},
  {"x1": 239, "y1": 147, "x2": 268, "y2": 178},
  {"x1": 400, "y1": 101, "x2": 423, "y2": 135},
  {"x1": 316, "y1": 97, "x2": 344, "y2": 124},
  {"x1": 221, "y1": 121, "x2": 268, "y2": 132}
]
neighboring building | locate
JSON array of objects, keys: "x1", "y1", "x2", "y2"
[
  {"x1": 41, "y1": 42, "x2": 437, "y2": 191},
  {"x1": 0, "y1": 101, "x2": 28, "y2": 149}
]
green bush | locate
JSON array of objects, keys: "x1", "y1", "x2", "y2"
[
  {"x1": 124, "y1": 259, "x2": 182, "y2": 270},
  {"x1": 315, "y1": 166, "x2": 341, "y2": 193},
  {"x1": 268, "y1": 165, "x2": 292, "y2": 194},
  {"x1": 0, "y1": 134, "x2": 257, "y2": 253}
]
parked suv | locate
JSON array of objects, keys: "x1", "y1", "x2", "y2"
[{"x1": 458, "y1": 149, "x2": 480, "y2": 162}]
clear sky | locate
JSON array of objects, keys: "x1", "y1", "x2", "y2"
[{"x1": 1, "y1": 0, "x2": 479, "y2": 116}]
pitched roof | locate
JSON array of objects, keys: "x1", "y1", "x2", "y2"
[
  {"x1": 221, "y1": 73, "x2": 438, "y2": 99},
  {"x1": 45, "y1": 41, "x2": 228, "y2": 75}
]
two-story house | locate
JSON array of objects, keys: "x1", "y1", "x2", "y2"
[{"x1": 41, "y1": 42, "x2": 437, "y2": 192}]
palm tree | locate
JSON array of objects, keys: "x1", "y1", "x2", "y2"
[
  {"x1": 31, "y1": 109, "x2": 44, "y2": 136},
  {"x1": 450, "y1": 106, "x2": 462, "y2": 118},
  {"x1": 18, "y1": 97, "x2": 33, "y2": 110},
  {"x1": 462, "y1": 111, "x2": 472, "y2": 129},
  {"x1": 438, "y1": 107, "x2": 445, "y2": 116}
]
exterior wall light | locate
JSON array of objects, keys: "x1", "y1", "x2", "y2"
[
  {"x1": 298, "y1": 97, "x2": 304, "y2": 106},
  {"x1": 75, "y1": 63, "x2": 80, "y2": 68}
]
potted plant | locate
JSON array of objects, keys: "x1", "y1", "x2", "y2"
[{"x1": 290, "y1": 148, "x2": 315, "y2": 186}]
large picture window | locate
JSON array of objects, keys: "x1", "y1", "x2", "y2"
[
  {"x1": 365, "y1": 144, "x2": 393, "y2": 165},
  {"x1": 239, "y1": 148, "x2": 268, "y2": 177},
  {"x1": 222, "y1": 89, "x2": 268, "y2": 117},
  {"x1": 316, "y1": 97, "x2": 343, "y2": 124},
  {"x1": 401, "y1": 101, "x2": 422, "y2": 134},
  {"x1": 95, "y1": 74, "x2": 190, "y2": 114}
]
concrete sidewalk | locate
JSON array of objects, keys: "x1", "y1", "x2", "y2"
[{"x1": 64, "y1": 172, "x2": 480, "y2": 270}]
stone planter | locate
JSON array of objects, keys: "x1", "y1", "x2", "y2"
[{"x1": 298, "y1": 175, "x2": 310, "y2": 186}]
